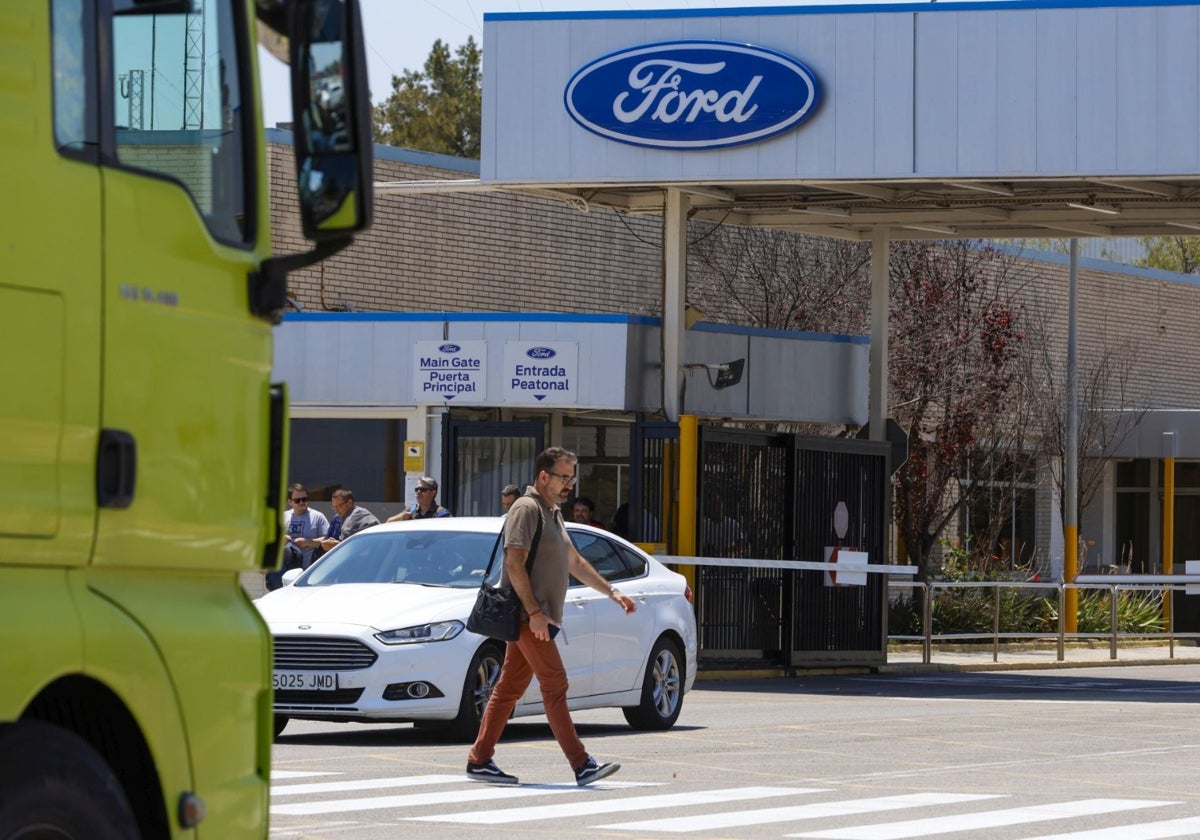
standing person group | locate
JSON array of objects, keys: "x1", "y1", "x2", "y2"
[{"x1": 466, "y1": 447, "x2": 638, "y2": 786}]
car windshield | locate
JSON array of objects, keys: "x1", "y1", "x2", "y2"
[{"x1": 298, "y1": 530, "x2": 500, "y2": 588}]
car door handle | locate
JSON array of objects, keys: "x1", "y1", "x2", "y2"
[{"x1": 569, "y1": 598, "x2": 588, "y2": 609}]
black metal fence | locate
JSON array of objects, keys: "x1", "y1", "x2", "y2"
[
  {"x1": 628, "y1": 418, "x2": 677, "y2": 544},
  {"x1": 696, "y1": 429, "x2": 890, "y2": 670}
]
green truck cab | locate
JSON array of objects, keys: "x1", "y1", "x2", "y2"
[{"x1": 0, "y1": 0, "x2": 372, "y2": 836}]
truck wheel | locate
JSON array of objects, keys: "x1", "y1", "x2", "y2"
[
  {"x1": 0, "y1": 721, "x2": 138, "y2": 840},
  {"x1": 273, "y1": 714, "x2": 290, "y2": 738},
  {"x1": 446, "y1": 642, "x2": 504, "y2": 741},
  {"x1": 622, "y1": 637, "x2": 685, "y2": 730}
]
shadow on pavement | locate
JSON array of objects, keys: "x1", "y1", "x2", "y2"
[
  {"x1": 277, "y1": 720, "x2": 704, "y2": 747},
  {"x1": 697, "y1": 670, "x2": 1200, "y2": 704}
]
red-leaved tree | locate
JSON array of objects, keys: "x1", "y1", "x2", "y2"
[{"x1": 888, "y1": 241, "x2": 1028, "y2": 577}]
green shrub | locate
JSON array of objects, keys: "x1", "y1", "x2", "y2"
[
  {"x1": 1041, "y1": 589, "x2": 1165, "y2": 634},
  {"x1": 890, "y1": 579, "x2": 1166, "y2": 639}
]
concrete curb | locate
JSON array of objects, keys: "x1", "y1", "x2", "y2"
[{"x1": 877, "y1": 656, "x2": 1199, "y2": 674}]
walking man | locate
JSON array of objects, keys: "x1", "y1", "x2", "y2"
[{"x1": 467, "y1": 447, "x2": 637, "y2": 786}]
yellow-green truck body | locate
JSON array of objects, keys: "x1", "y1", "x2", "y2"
[{"x1": 0, "y1": 0, "x2": 372, "y2": 836}]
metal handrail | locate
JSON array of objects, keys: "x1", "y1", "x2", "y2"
[{"x1": 888, "y1": 578, "x2": 1200, "y2": 664}]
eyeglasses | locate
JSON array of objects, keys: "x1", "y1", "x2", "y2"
[
  {"x1": 290, "y1": 497, "x2": 308, "y2": 504},
  {"x1": 548, "y1": 471, "x2": 577, "y2": 485},
  {"x1": 416, "y1": 487, "x2": 435, "y2": 493}
]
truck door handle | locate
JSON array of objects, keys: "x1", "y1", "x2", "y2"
[{"x1": 96, "y1": 429, "x2": 137, "y2": 509}]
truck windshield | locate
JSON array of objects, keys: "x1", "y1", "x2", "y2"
[{"x1": 111, "y1": 1, "x2": 251, "y2": 245}]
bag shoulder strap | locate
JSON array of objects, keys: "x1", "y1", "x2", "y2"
[
  {"x1": 484, "y1": 501, "x2": 545, "y2": 578},
  {"x1": 525, "y1": 509, "x2": 544, "y2": 573}
]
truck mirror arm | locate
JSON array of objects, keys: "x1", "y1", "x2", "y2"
[{"x1": 249, "y1": 238, "x2": 352, "y2": 324}]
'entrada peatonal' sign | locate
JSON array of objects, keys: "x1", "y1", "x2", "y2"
[{"x1": 564, "y1": 40, "x2": 820, "y2": 150}]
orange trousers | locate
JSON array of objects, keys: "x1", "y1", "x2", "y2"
[{"x1": 467, "y1": 622, "x2": 587, "y2": 771}]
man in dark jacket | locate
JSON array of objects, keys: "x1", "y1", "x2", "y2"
[{"x1": 408, "y1": 476, "x2": 452, "y2": 519}]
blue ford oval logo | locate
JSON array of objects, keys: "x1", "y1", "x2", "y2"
[
  {"x1": 526, "y1": 347, "x2": 556, "y2": 360},
  {"x1": 438, "y1": 343, "x2": 461, "y2": 353},
  {"x1": 564, "y1": 40, "x2": 820, "y2": 150}
]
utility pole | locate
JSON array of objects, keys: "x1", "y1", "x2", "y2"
[{"x1": 182, "y1": 0, "x2": 205, "y2": 128}]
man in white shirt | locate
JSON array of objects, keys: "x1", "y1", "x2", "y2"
[{"x1": 283, "y1": 483, "x2": 330, "y2": 568}]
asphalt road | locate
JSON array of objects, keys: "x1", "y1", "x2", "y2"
[{"x1": 269, "y1": 663, "x2": 1200, "y2": 839}]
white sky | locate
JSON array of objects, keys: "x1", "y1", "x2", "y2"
[{"x1": 257, "y1": 0, "x2": 883, "y2": 128}]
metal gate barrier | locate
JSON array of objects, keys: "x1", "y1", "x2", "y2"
[{"x1": 694, "y1": 428, "x2": 892, "y2": 670}]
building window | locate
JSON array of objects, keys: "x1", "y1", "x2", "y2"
[
  {"x1": 1115, "y1": 459, "x2": 1152, "y2": 573},
  {"x1": 561, "y1": 422, "x2": 631, "y2": 532},
  {"x1": 960, "y1": 455, "x2": 1038, "y2": 572}
]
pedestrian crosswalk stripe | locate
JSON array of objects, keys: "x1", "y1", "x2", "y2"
[
  {"x1": 1025, "y1": 815, "x2": 1200, "y2": 840},
  {"x1": 272, "y1": 770, "x2": 336, "y2": 779},
  {"x1": 596, "y1": 792, "x2": 1000, "y2": 833},
  {"x1": 273, "y1": 774, "x2": 463, "y2": 797},
  {"x1": 408, "y1": 785, "x2": 825, "y2": 824},
  {"x1": 789, "y1": 798, "x2": 1176, "y2": 839},
  {"x1": 270, "y1": 780, "x2": 653, "y2": 817}
]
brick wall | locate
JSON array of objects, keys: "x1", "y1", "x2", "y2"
[{"x1": 269, "y1": 142, "x2": 663, "y2": 315}]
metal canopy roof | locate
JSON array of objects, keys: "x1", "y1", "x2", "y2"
[{"x1": 375, "y1": 174, "x2": 1200, "y2": 242}]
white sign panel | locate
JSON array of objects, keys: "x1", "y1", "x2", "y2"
[
  {"x1": 823, "y1": 546, "x2": 868, "y2": 587},
  {"x1": 413, "y1": 340, "x2": 487, "y2": 403},
  {"x1": 503, "y1": 341, "x2": 578, "y2": 405}
]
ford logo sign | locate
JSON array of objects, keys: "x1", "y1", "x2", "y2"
[
  {"x1": 564, "y1": 40, "x2": 820, "y2": 150},
  {"x1": 526, "y1": 347, "x2": 556, "y2": 360},
  {"x1": 438, "y1": 343, "x2": 461, "y2": 353}
]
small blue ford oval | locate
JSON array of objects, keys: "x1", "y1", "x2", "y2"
[
  {"x1": 526, "y1": 347, "x2": 556, "y2": 360},
  {"x1": 564, "y1": 40, "x2": 820, "y2": 150},
  {"x1": 439, "y1": 343, "x2": 461, "y2": 353}
]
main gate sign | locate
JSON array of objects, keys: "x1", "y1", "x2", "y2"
[{"x1": 412, "y1": 340, "x2": 487, "y2": 402}]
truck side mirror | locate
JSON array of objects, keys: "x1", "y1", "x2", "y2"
[{"x1": 290, "y1": 0, "x2": 373, "y2": 240}]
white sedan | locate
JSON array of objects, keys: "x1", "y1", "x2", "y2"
[{"x1": 258, "y1": 517, "x2": 697, "y2": 739}]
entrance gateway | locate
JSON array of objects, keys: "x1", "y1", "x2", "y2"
[{"x1": 373, "y1": 0, "x2": 1200, "y2": 665}]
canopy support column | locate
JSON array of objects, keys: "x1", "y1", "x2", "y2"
[
  {"x1": 662, "y1": 188, "x2": 688, "y2": 423},
  {"x1": 869, "y1": 228, "x2": 890, "y2": 441},
  {"x1": 1064, "y1": 238, "x2": 1079, "y2": 632}
]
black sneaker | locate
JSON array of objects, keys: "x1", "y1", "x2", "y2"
[
  {"x1": 466, "y1": 759, "x2": 519, "y2": 784},
  {"x1": 574, "y1": 755, "x2": 620, "y2": 786}
]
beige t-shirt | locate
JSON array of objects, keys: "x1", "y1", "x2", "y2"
[{"x1": 499, "y1": 488, "x2": 571, "y2": 623}]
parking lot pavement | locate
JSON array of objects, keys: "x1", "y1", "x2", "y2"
[{"x1": 882, "y1": 640, "x2": 1200, "y2": 672}]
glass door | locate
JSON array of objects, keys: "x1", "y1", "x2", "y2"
[{"x1": 449, "y1": 422, "x2": 543, "y2": 516}]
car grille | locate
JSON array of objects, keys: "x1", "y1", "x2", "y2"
[
  {"x1": 275, "y1": 688, "x2": 365, "y2": 705},
  {"x1": 273, "y1": 636, "x2": 378, "y2": 670}
]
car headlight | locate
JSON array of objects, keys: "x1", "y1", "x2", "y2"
[{"x1": 374, "y1": 620, "x2": 465, "y2": 645}]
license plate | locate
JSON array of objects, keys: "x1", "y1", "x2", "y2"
[{"x1": 273, "y1": 671, "x2": 338, "y2": 691}]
